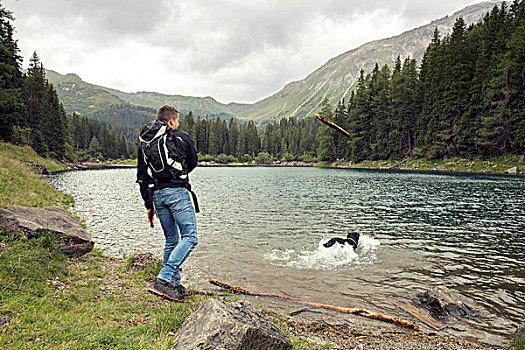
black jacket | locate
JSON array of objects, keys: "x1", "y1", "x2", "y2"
[{"x1": 137, "y1": 122, "x2": 198, "y2": 210}]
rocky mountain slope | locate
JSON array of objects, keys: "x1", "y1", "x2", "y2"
[
  {"x1": 242, "y1": 1, "x2": 503, "y2": 122},
  {"x1": 47, "y1": 1, "x2": 503, "y2": 122}
]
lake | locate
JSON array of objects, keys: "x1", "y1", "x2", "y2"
[{"x1": 48, "y1": 166, "x2": 525, "y2": 346}]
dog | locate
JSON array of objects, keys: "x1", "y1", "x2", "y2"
[{"x1": 323, "y1": 232, "x2": 360, "y2": 250}]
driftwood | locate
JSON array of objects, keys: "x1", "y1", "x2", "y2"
[
  {"x1": 314, "y1": 114, "x2": 351, "y2": 138},
  {"x1": 387, "y1": 158, "x2": 410, "y2": 169},
  {"x1": 209, "y1": 279, "x2": 419, "y2": 330},
  {"x1": 393, "y1": 301, "x2": 447, "y2": 331}
]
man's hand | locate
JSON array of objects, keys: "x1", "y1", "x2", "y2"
[{"x1": 147, "y1": 209, "x2": 156, "y2": 228}]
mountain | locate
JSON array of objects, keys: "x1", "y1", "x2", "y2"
[
  {"x1": 46, "y1": 70, "x2": 248, "y2": 118},
  {"x1": 46, "y1": 72, "x2": 124, "y2": 115},
  {"x1": 47, "y1": 1, "x2": 503, "y2": 122},
  {"x1": 242, "y1": 1, "x2": 504, "y2": 122}
]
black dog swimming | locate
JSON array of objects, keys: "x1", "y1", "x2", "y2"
[{"x1": 323, "y1": 232, "x2": 360, "y2": 250}]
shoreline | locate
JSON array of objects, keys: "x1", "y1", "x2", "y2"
[
  {"x1": 197, "y1": 159, "x2": 525, "y2": 176},
  {"x1": 58, "y1": 158, "x2": 525, "y2": 177}
]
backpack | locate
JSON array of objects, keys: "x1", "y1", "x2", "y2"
[{"x1": 138, "y1": 120, "x2": 187, "y2": 180}]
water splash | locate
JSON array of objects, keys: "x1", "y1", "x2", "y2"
[{"x1": 265, "y1": 234, "x2": 380, "y2": 270}]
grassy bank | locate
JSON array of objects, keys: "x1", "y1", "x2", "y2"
[
  {"x1": 0, "y1": 235, "x2": 197, "y2": 349},
  {"x1": 0, "y1": 143, "x2": 73, "y2": 208},
  {"x1": 0, "y1": 142, "x2": 67, "y2": 173},
  {"x1": 0, "y1": 235, "x2": 311, "y2": 349},
  {"x1": 317, "y1": 156, "x2": 525, "y2": 175}
]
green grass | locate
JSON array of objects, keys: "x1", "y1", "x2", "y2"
[
  {"x1": 0, "y1": 235, "x2": 199, "y2": 349},
  {"x1": 0, "y1": 144, "x2": 74, "y2": 208},
  {"x1": 0, "y1": 236, "x2": 309, "y2": 349},
  {"x1": 317, "y1": 156, "x2": 524, "y2": 175},
  {"x1": 510, "y1": 335, "x2": 525, "y2": 350},
  {"x1": 0, "y1": 142, "x2": 67, "y2": 173}
]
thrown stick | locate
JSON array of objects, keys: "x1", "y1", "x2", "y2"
[
  {"x1": 314, "y1": 114, "x2": 351, "y2": 139},
  {"x1": 209, "y1": 279, "x2": 418, "y2": 330}
]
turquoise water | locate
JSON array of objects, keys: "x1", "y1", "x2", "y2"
[{"x1": 49, "y1": 166, "x2": 525, "y2": 346}]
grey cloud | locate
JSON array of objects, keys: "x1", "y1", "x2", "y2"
[
  {"x1": 4, "y1": 0, "x2": 489, "y2": 103},
  {"x1": 8, "y1": 0, "x2": 170, "y2": 44}
]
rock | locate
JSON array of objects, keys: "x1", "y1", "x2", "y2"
[
  {"x1": 25, "y1": 161, "x2": 49, "y2": 175},
  {"x1": 516, "y1": 324, "x2": 525, "y2": 339},
  {"x1": 128, "y1": 252, "x2": 161, "y2": 271},
  {"x1": 172, "y1": 299, "x2": 292, "y2": 350},
  {"x1": 0, "y1": 206, "x2": 94, "y2": 257},
  {"x1": 0, "y1": 314, "x2": 11, "y2": 328},
  {"x1": 415, "y1": 286, "x2": 480, "y2": 320},
  {"x1": 504, "y1": 166, "x2": 518, "y2": 175},
  {"x1": 432, "y1": 166, "x2": 455, "y2": 172}
]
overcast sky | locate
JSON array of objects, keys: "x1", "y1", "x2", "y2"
[{"x1": 5, "y1": 0, "x2": 492, "y2": 103}]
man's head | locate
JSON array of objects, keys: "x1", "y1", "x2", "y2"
[{"x1": 157, "y1": 105, "x2": 180, "y2": 129}]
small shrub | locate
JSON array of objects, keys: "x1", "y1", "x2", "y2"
[
  {"x1": 239, "y1": 154, "x2": 253, "y2": 163},
  {"x1": 255, "y1": 152, "x2": 273, "y2": 164},
  {"x1": 510, "y1": 334, "x2": 525, "y2": 350},
  {"x1": 297, "y1": 154, "x2": 317, "y2": 163},
  {"x1": 280, "y1": 152, "x2": 294, "y2": 162},
  {"x1": 215, "y1": 154, "x2": 230, "y2": 164},
  {"x1": 198, "y1": 153, "x2": 215, "y2": 162}
]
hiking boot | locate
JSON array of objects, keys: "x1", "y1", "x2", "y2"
[
  {"x1": 176, "y1": 284, "x2": 196, "y2": 298},
  {"x1": 148, "y1": 278, "x2": 184, "y2": 302}
]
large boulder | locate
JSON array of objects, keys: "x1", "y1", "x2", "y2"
[
  {"x1": 172, "y1": 299, "x2": 292, "y2": 350},
  {"x1": 0, "y1": 206, "x2": 94, "y2": 257},
  {"x1": 504, "y1": 166, "x2": 518, "y2": 174},
  {"x1": 432, "y1": 166, "x2": 455, "y2": 172},
  {"x1": 415, "y1": 286, "x2": 480, "y2": 320}
]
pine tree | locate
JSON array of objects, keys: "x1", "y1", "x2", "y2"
[
  {"x1": 348, "y1": 70, "x2": 372, "y2": 161},
  {"x1": 315, "y1": 97, "x2": 336, "y2": 161},
  {"x1": 228, "y1": 118, "x2": 239, "y2": 157},
  {"x1": 0, "y1": 3, "x2": 25, "y2": 141},
  {"x1": 370, "y1": 64, "x2": 392, "y2": 159},
  {"x1": 88, "y1": 135, "x2": 101, "y2": 158}
]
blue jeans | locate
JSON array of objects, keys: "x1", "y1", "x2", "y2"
[{"x1": 153, "y1": 187, "x2": 198, "y2": 286}]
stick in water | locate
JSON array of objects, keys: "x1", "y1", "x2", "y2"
[{"x1": 209, "y1": 279, "x2": 418, "y2": 330}]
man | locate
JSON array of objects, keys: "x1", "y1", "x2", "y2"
[{"x1": 137, "y1": 105, "x2": 199, "y2": 302}]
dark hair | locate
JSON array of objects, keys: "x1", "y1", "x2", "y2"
[{"x1": 157, "y1": 105, "x2": 179, "y2": 122}]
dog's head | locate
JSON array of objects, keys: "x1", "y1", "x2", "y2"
[{"x1": 346, "y1": 232, "x2": 360, "y2": 249}]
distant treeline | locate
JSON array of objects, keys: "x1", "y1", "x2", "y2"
[
  {"x1": 68, "y1": 114, "x2": 129, "y2": 161},
  {"x1": 178, "y1": 113, "x2": 318, "y2": 162},
  {"x1": 87, "y1": 104, "x2": 156, "y2": 154},
  {"x1": 0, "y1": 3, "x2": 132, "y2": 161}
]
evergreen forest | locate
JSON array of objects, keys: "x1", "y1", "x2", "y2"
[{"x1": 0, "y1": 3, "x2": 131, "y2": 161}]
